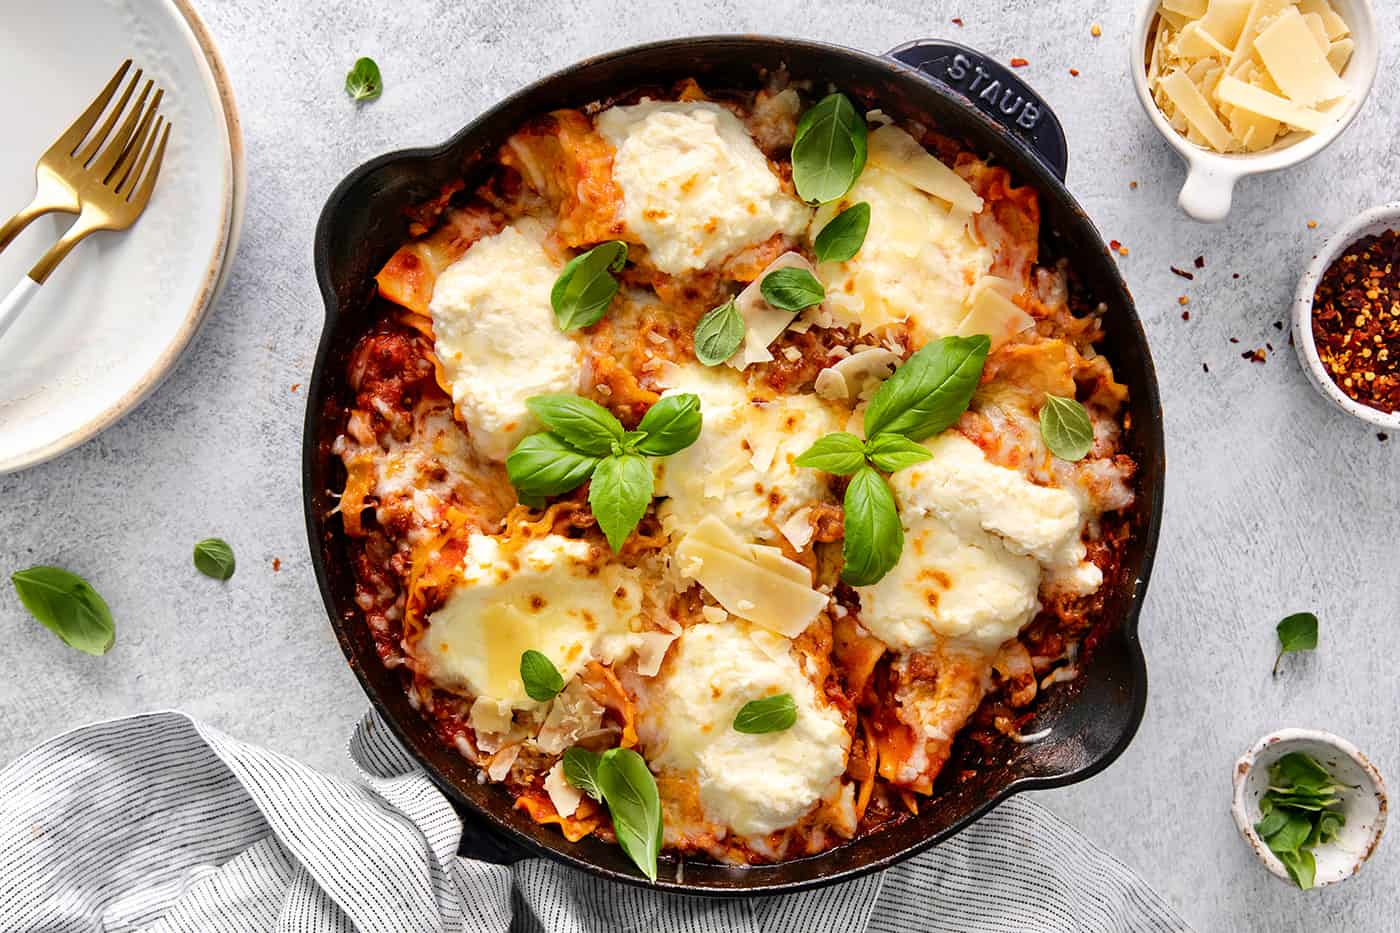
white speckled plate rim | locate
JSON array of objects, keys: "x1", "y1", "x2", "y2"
[{"x1": 0, "y1": 0, "x2": 245, "y2": 475}]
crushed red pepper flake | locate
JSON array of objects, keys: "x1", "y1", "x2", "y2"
[
  {"x1": 1203, "y1": 362, "x2": 1210, "y2": 373},
  {"x1": 1181, "y1": 311, "x2": 1191, "y2": 321},
  {"x1": 1243, "y1": 348, "x2": 1268, "y2": 364},
  {"x1": 1273, "y1": 321, "x2": 1284, "y2": 330},
  {"x1": 1171, "y1": 266, "x2": 1195, "y2": 280},
  {"x1": 1311, "y1": 228, "x2": 1400, "y2": 414},
  {"x1": 1178, "y1": 296, "x2": 1191, "y2": 306},
  {"x1": 1229, "y1": 337, "x2": 1240, "y2": 344},
  {"x1": 1380, "y1": 433, "x2": 1390, "y2": 442},
  {"x1": 291, "y1": 383, "x2": 301, "y2": 393},
  {"x1": 1130, "y1": 180, "x2": 1139, "y2": 189},
  {"x1": 1109, "y1": 239, "x2": 1122, "y2": 251},
  {"x1": 1070, "y1": 68, "x2": 1080, "y2": 77},
  {"x1": 1010, "y1": 57, "x2": 1029, "y2": 68},
  {"x1": 272, "y1": 558, "x2": 282, "y2": 572},
  {"x1": 952, "y1": 17, "x2": 964, "y2": 26},
  {"x1": 1195, "y1": 256, "x2": 1206, "y2": 269}
]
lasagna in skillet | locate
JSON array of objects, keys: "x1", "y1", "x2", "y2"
[{"x1": 332, "y1": 74, "x2": 1137, "y2": 872}]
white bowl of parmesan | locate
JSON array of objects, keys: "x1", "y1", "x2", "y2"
[{"x1": 1131, "y1": 0, "x2": 1378, "y2": 222}]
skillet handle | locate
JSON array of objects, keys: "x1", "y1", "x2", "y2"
[{"x1": 886, "y1": 40, "x2": 1069, "y2": 182}]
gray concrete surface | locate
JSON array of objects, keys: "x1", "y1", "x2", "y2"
[{"x1": 2, "y1": 1, "x2": 1397, "y2": 930}]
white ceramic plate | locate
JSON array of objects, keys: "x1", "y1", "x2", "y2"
[{"x1": 0, "y1": 0, "x2": 243, "y2": 473}]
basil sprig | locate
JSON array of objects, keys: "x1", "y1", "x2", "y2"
[
  {"x1": 562, "y1": 746, "x2": 662, "y2": 881},
  {"x1": 1254, "y1": 752, "x2": 1346, "y2": 889},
  {"x1": 693, "y1": 298, "x2": 745, "y2": 367},
  {"x1": 813, "y1": 202, "x2": 871, "y2": 263},
  {"x1": 795, "y1": 336, "x2": 990, "y2": 586},
  {"x1": 733, "y1": 694, "x2": 797, "y2": 734},
  {"x1": 1273, "y1": 612, "x2": 1319, "y2": 676},
  {"x1": 1039, "y1": 395, "x2": 1094, "y2": 461},
  {"x1": 792, "y1": 93, "x2": 868, "y2": 204},
  {"x1": 760, "y1": 267, "x2": 825, "y2": 312},
  {"x1": 520, "y1": 649, "x2": 565, "y2": 702},
  {"x1": 11, "y1": 567, "x2": 115, "y2": 656},
  {"x1": 506, "y1": 393, "x2": 702, "y2": 551},
  {"x1": 345, "y1": 57, "x2": 382, "y2": 102},
  {"x1": 552, "y1": 241, "x2": 628, "y2": 331},
  {"x1": 193, "y1": 538, "x2": 236, "y2": 581}
]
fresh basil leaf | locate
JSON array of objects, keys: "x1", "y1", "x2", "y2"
[
  {"x1": 733, "y1": 694, "x2": 797, "y2": 734},
  {"x1": 345, "y1": 57, "x2": 382, "y2": 102},
  {"x1": 635, "y1": 393, "x2": 702, "y2": 457},
  {"x1": 506, "y1": 433, "x2": 599, "y2": 497},
  {"x1": 1254, "y1": 808, "x2": 1290, "y2": 840},
  {"x1": 562, "y1": 747, "x2": 605, "y2": 802},
  {"x1": 693, "y1": 298, "x2": 745, "y2": 366},
  {"x1": 1277, "y1": 847, "x2": 1317, "y2": 890},
  {"x1": 1265, "y1": 811, "x2": 1314, "y2": 855},
  {"x1": 760, "y1": 267, "x2": 825, "y2": 312},
  {"x1": 597, "y1": 748, "x2": 663, "y2": 882},
  {"x1": 813, "y1": 202, "x2": 871, "y2": 264},
  {"x1": 11, "y1": 567, "x2": 115, "y2": 656},
  {"x1": 1273, "y1": 612, "x2": 1318, "y2": 676},
  {"x1": 840, "y1": 467, "x2": 904, "y2": 587},
  {"x1": 552, "y1": 241, "x2": 627, "y2": 331},
  {"x1": 791, "y1": 93, "x2": 867, "y2": 204},
  {"x1": 1317, "y1": 810, "x2": 1345, "y2": 845},
  {"x1": 1271, "y1": 752, "x2": 1334, "y2": 792},
  {"x1": 193, "y1": 538, "x2": 236, "y2": 581},
  {"x1": 865, "y1": 433, "x2": 933, "y2": 474},
  {"x1": 616, "y1": 430, "x2": 647, "y2": 454},
  {"x1": 1040, "y1": 395, "x2": 1095, "y2": 461},
  {"x1": 526, "y1": 394, "x2": 623, "y2": 457},
  {"x1": 589, "y1": 453, "x2": 654, "y2": 552},
  {"x1": 794, "y1": 432, "x2": 867, "y2": 475},
  {"x1": 520, "y1": 649, "x2": 565, "y2": 702},
  {"x1": 864, "y1": 335, "x2": 990, "y2": 441}
]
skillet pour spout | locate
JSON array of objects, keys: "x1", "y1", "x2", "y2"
[{"x1": 305, "y1": 35, "x2": 1164, "y2": 894}]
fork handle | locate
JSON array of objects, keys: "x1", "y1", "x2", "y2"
[
  {"x1": 0, "y1": 276, "x2": 41, "y2": 341},
  {"x1": 0, "y1": 203, "x2": 55, "y2": 257}
]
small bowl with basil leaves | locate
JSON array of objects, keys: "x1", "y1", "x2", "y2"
[{"x1": 1232, "y1": 729, "x2": 1387, "y2": 889}]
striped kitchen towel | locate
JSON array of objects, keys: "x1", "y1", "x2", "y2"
[{"x1": 0, "y1": 711, "x2": 1189, "y2": 933}]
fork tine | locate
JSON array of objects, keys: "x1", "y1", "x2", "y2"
[
  {"x1": 128, "y1": 121, "x2": 170, "y2": 210},
  {"x1": 74, "y1": 66, "x2": 140, "y2": 164},
  {"x1": 90, "y1": 80, "x2": 153, "y2": 178},
  {"x1": 117, "y1": 116, "x2": 162, "y2": 198},
  {"x1": 57, "y1": 60, "x2": 132, "y2": 158},
  {"x1": 110, "y1": 96, "x2": 160, "y2": 191}
]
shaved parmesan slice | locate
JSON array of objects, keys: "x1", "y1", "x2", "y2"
[
  {"x1": 1216, "y1": 75, "x2": 1331, "y2": 132},
  {"x1": 1160, "y1": 71, "x2": 1235, "y2": 151},
  {"x1": 1253, "y1": 7, "x2": 1348, "y2": 106},
  {"x1": 1299, "y1": 0, "x2": 1349, "y2": 39},
  {"x1": 727, "y1": 252, "x2": 814, "y2": 370},
  {"x1": 544, "y1": 762, "x2": 582, "y2": 818},
  {"x1": 1163, "y1": 0, "x2": 1208, "y2": 16},
  {"x1": 1301, "y1": 12, "x2": 1331, "y2": 52},
  {"x1": 779, "y1": 506, "x2": 815, "y2": 550},
  {"x1": 866, "y1": 124, "x2": 983, "y2": 214},
  {"x1": 634, "y1": 630, "x2": 678, "y2": 677},
  {"x1": 1228, "y1": 0, "x2": 1292, "y2": 75},
  {"x1": 956, "y1": 278, "x2": 1036, "y2": 349},
  {"x1": 813, "y1": 346, "x2": 900, "y2": 402},
  {"x1": 676, "y1": 516, "x2": 827, "y2": 638},
  {"x1": 1177, "y1": 21, "x2": 1234, "y2": 59},
  {"x1": 1327, "y1": 38, "x2": 1354, "y2": 74},
  {"x1": 1197, "y1": 0, "x2": 1253, "y2": 48}
]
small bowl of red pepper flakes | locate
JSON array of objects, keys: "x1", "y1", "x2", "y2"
[{"x1": 1294, "y1": 204, "x2": 1400, "y2": 430}]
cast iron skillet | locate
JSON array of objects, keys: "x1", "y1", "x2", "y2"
[{"x1": 306, "y1": 36, "x2": 1165, "y2": 894}]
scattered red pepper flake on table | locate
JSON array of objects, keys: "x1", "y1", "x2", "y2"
[
  {"x1": 1091, "y1": 23, "x2": 1102, "y2": 36},
  {"x1": 1069, "y1": 68, "x2": 1080, "y2": 77},
  {"x1": 1171, "y1": 266, "x2": 1194, "y2": 280},
  {"x1": 1203, "y1": 362, "x2": 1210, "y2": 373},
  {"x1": 291, "y1": 383, "x2": 301, "y2": 393},
  {"x1": 1130, "y1": 180, "x2": 1139, "y2": 189},
  {"x1": 1311, "y1": 228, "x2": 1400, "y2": 414},
  {"x1": 1194, "y1": 255, "x2": 1206, "y2": 269},
  {"x1": 1109, "y1": 239, "x2": 1121, "y2": 251},
  {"x1": 1178, "y1": 296, "x2": 1191, "y2": 306},
  {"x1": 951, "y1": 17, "x2": 964, "y2": 26},
  {"x1": 1010, "y1": 57, "x2": 1029, "y2": 67},
  {"x1": 1307, "y1": 220, "x2": 1319, "y2": 229},
  {"x1": 1242, "y1": 348, "x2": 1268, "y2": 364},
  {"x1": 1181, "y1": 311, "x2": 1190, "y2": 321},
  {"x1": 1380, "y1": 433, "x2": 1389, "y2": 442},
  {"x1": 272, "y1": 558, "x2": 282, "y2": 572},
  {"x1": 1229, "y1": 337, "x2": 1240, "y2": 344}
]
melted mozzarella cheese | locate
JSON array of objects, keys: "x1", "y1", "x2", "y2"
[
  {"x1": 653, "y1": 364, "x2": 841, "y2": 544},
  {"x1": 856, "y1": 431, "x2": 1102, "y2": 652},
  {"x1": 417, "y1": 534, "x2": 642, "y2": 709},
  {"x1": 429, "y1": 222, "x2": 582, "y2": 461},
  {"x1": 596, "y1": 101, "x2": 810, "y2": 275},
  {"x1": 638, "y1": 621, "x2": 849, "y2": 838},
  {"x1": 804, "y1": 164, "x2": 991, "y2": 344}
]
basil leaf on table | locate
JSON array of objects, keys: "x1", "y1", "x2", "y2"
[
  {"x1": 11, "y1": 567, "x2": 115, "y2": 656},
  {"x1": 794, "y1": 432, "x2": 867, "y2": 475},
  {"x1": 759, "y1": 267, "x2": 825, "y2": 312},
  {"x1": 345, "y1": 57, "x2": 382, "y2": 102},
  {"x1": 589, "y1": 453, "x2": 654, "y2": 552},
  {"x1": 840, "y1": 466, "x2": 904, "y2": 587},
  {"x1": 526, "y1": 394, "x2": 623, "y2": 457},
  {"x1": 562, "y1": 747, "x2": 605, "y2": 802},
  {"x1": 1039, "y1": 395, "x2": 1095, "y2": 461},
  {"x1": 812, "y1": 201, "x2": 871, "y2": 264},
  {"x1": 520, "y1": 649, "x2": 566, "y2": 702},
  {"x1": 693, "y1": 297, "x2": 745, "y2": 366},
  {"x1": 552, "y1": 241, "x2": 628, "y2": 331},
  {"x1": 193, "y1": 538, "x2": 236, "y2": 581},
  {"x1": 733, "y1": 694, "x2": 797, "y2": 734},
  {"x1": 1273, "y1": 612, "x2": 1318, "y2": 676},
  {"x1": 634, "y1": 393, "x2": 702, "y2": 457},
  {"x1": 864, "y1": 433, "x2": 933, "y2": 474},
  {"x1": 863, "y1": 335, "x2": 990, "y2": 441},
  {"x1": 596, "y1": 748, "x2": 664, "y2": 882},
  {"x1": 792, "y1": 93, "x2": 868, "y2": 204},
  {"x1": 506, "y1": 433, "x2": 599, "y2": 497}
]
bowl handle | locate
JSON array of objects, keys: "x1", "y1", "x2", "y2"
[
  {"x1": 886, "y1": 40, "x2": 1068, "y2": 182},
  {"x1": 1177, "y1": 162, "x2": 1239, "y2": 223}
]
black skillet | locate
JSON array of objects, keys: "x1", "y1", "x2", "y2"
[{"x1": 306, "y1": 36, "x2": 1165, "y2": 895}]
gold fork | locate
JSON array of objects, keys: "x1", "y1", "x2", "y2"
[{"x1": 0, "y1": 62, "x2": 171, "y2": 339}]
